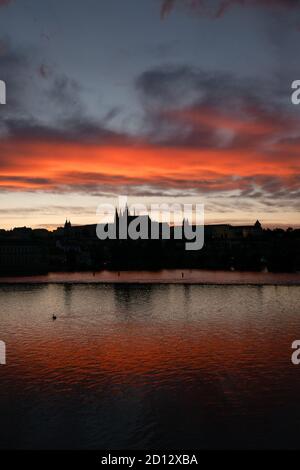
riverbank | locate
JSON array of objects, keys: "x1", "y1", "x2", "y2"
[{"x1": 1, "y1": 269, "x2": 300, "y2": 285}]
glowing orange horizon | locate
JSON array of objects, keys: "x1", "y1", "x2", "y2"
[{"x1": 0, "y1": 136, "x2": 298, "y2": 192}]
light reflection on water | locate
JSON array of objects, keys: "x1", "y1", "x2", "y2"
[{"x1": 1, "y1": 282, "x2": 300, "y2": 449}]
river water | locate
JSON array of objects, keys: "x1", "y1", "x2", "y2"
[{"x1": 0, "y1": 274, "x2": 300, "y2": 449}]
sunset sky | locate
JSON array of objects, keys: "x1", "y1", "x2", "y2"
[{"x1": 0, "y1": 0, "x2": 299, "y2": 229}]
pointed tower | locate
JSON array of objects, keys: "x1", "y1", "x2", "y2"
[
  {"x1": 254, "y1": 220, "x2": 262, "y2": 230},
  {"x1": 64, "y1": 219, "x2": 71, "y2": 235}
]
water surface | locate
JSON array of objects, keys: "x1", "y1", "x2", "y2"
[{"x1": 0, "y1": 282, "x2": 300, "y2": 449}]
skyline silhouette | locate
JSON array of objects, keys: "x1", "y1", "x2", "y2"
[{"x1": 0, "y1": 214, "x2": 299, "y2": 274}]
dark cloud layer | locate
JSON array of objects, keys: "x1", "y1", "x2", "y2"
[
  {"x1": 160, "y1": 0, "x2": 300, "y2": 20},
  {"x1": 0, "y1": 0, "x2": 13, "y2": 7},
  {"x1": 136, "y1": 65, "x2": 297, "y2": 153},
  {"x1": 1, "y1": 116, "x2": 133, "y2": 147}
]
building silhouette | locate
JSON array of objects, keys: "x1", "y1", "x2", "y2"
[{"x1": 0, "y1": 210, "x2": 299, "y2": 274}]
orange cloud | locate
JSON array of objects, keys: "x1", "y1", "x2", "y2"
[
  {"x1": 161, "y1": 105, "x2": 291, "y2": 137},
  {"x1": 0, "y1": 135, "x2": 298, "y2": 194}
]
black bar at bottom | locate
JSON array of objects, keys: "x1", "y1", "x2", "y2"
[{"x1": 0, "y1": 449, "x2": 295, "y2": 466}]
